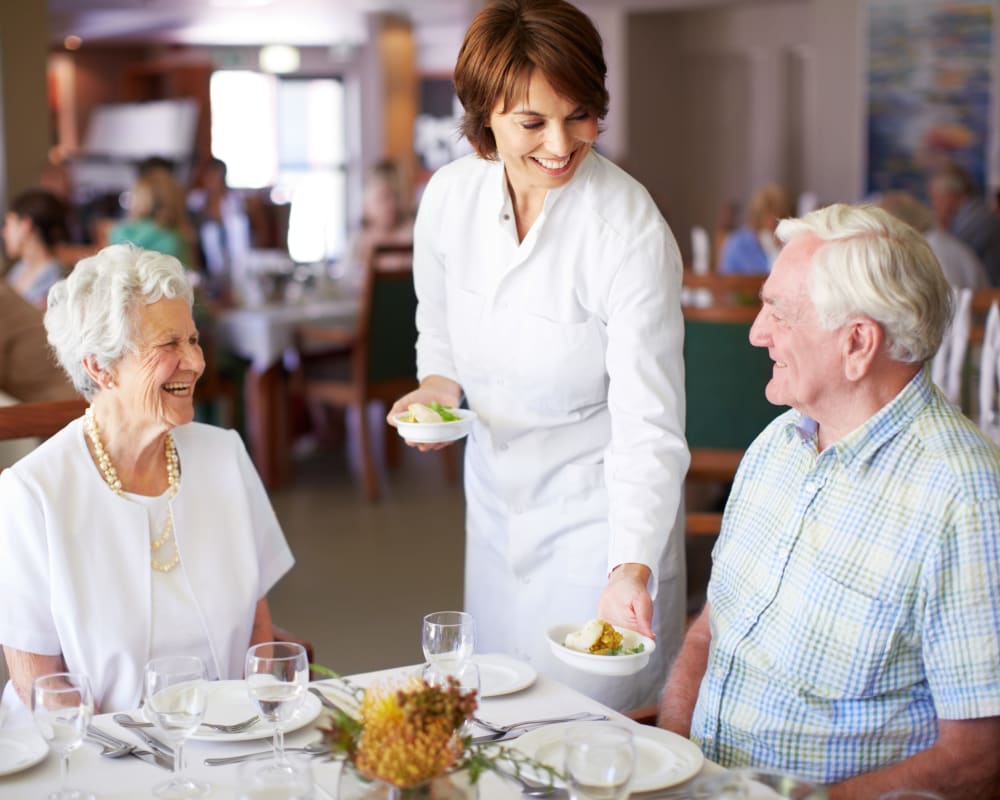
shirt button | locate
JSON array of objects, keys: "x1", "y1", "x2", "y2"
[
  {"x1": 503, "y1": 213, "x2": 511, "y2": 221},
  {"x1": 703, "y1": 734, "x2": 714, "y2": 747}
]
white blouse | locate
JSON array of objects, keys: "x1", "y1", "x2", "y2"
[{"x1": 0, "y1": 419, "x2": 294, "y2": 727}]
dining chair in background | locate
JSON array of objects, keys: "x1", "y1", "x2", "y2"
[
  {"x1": 293, "y1": 244, "x2": 457, "y2": 501},
  {"x1": 683, "y1": 303, "x2": 782, "y2": 615},
  {"x1": 0, "y1": 398, "x2": 89, "y2": 472}
]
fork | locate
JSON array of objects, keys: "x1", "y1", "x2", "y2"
[
  {"x1": 115, "y1": 712, "x2": 260, "y2": 734},
  {"x1": 474, "y1": 711, "x2": 609, "y2": 734}
]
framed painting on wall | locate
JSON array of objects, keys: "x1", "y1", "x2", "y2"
[{"x1": 866, "y1": 0, "x2": 993, "y2": 198}]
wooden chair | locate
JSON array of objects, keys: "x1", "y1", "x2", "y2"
[
  {"x1": 681, "y1": 271, "x2": 766, "y2": 308},
  {"x1": 0, "y1": 398, "x2": 88, "y2": 470},
  {"x1": 294, "y1": 244, "x2": 456, "y2": 501}
]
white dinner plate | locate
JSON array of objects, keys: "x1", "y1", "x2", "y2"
[
  {"x1": 0, "y1": 729, "x2": 48, "y2": 777},
  {"x1": 473, "y1": 654, "x2": 537, "y2": 698},
  {"x1": 512, "y1": 721, "x2": 704, "y2": 792},
  {"x1": 393, "y1": 408, "x2": 477, "y2": 444},
  {"x1": 547, "y1": 623, "x2": 656, "y2": 676},
  {"x1": 189, "y1": 680, "x2": 322, "y2": 743}
]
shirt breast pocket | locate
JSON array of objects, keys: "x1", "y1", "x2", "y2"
[
  {"x1": 513, "y1": 312, "x2": 607, "y2": 413},
  {"x1": 777, "y1": 567, "x2": 909, "y2": 700}
]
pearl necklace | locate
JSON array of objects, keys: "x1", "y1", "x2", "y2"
[{"x1": 84, "y1": 407, "x2": 181, "y2": 572}]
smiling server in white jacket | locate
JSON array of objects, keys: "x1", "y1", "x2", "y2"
[{"x1": 388, "y1": 0, "x2": 688, "y2": 710}]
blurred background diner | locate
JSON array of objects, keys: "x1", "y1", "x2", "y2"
[{"x1": 1, "y1": 0, "x2": 1000, "y2": 689}]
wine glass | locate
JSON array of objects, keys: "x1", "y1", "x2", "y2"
[
  {"x1": 564, "y1": 723, "x2": 635, "y2": 800},
  {"x1": 420, "y1": 660, "x2": 480, "y2": 737},
  {"x1": 421, "y1": 611, "x2": 475, "y2": 674},
  {"x1": 31, "y1": 672, "x2": 94, "y2": 800},
  {"x1": 244, "y1": 642, "x2": 309, "y2": 773},
  {"x1": 144, "y1": 656, "x2": 209, "y2": 799}
]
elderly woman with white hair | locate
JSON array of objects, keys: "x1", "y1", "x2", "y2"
[{"x1": 0, "y1": 244, "x2": 294, "y2": 727}]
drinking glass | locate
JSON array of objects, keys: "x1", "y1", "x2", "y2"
[
  {"x1": 244, "y1": 642, "x2": 309, "y2": 773},
  {"x1": 236, "y1": 752, "x2": 314, "y2": 799},
  {"x1": 31, "y1": 672, "x2": 94, "y2": 800},
  {"x1": 144, "y1": 655, "x2": 209, "y2": 799},
  {"x1": 421, "y1": 660, "x2": 481, "y2": 737},
  {"x1": 421, "y1": 611, "x2": 475, "y2": 673},
  {"x1": 564, "y1": 723, "x2": 635, "y2": 800}
]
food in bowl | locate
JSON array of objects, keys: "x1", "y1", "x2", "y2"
[
  {"x1": 563, "y1": 619, "x2": 645, "y2": 656},
  {"x1": 399, "y1": 402, "x2": 460, "y2": 424}
]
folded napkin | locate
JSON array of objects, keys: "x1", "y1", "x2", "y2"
[
  {"x1": 979, "y1": 301, "x2": 1000, "y2": 444},
  {"x1": 931, "y1": 287, "x2": 972, "y2": 406}
]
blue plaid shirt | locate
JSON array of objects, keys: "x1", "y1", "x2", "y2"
[{"x1": 692, "y1": 367, "x2": 1000, "y2": 783}]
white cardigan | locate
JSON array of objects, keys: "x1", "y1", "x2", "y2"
[{"x1": 0, "y1": 419, "x2": 294, "y2": 727}]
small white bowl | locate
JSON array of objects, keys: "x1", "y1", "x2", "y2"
[
  {"x1": 393, "y1": 407, "x2": 477, "y2": 444},
  {"x1": 547, "y1": 623, "x2": 655, "y2": 676}
]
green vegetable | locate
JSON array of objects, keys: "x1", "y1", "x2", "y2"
[
  {"x1": 429, "y1": 401, "x2": 460, "y2": 422},
  {"x1": 607, "y1": 643, "x2": 645, "y2": 656}
]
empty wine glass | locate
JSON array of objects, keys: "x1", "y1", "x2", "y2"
[
  {"x1": 144, "y1": 655, "x2": 209, "y2": 799},
  {"x1": 564, "y1": 723, "x2": 635, "y2": 800},
  {"x1": 421, "y1": 611, "x2": 475, "y2": 674},
  {"x1": 244, "y1": 642, "x2": 309, "y2": 774},
  {"x1": 31, "y1": 672, "x2": 94, "y2": 800}
]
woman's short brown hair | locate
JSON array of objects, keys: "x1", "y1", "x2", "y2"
[{"x1": 454, "y1": 0, "x2": 609, "y2": 160}]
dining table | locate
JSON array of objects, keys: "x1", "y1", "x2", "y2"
[
  {"x1": 0, "y1": 663, "x2": 742, "y2": 800},
  {"x1": 214, "y1": 291, "x2": 359, "y2": 489}
]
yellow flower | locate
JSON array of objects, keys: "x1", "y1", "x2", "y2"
[{"x1": 351, "y1": 678, "x2": 470, "y2": 788}]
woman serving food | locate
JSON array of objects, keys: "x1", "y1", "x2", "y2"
[
  {"x1": 0, "y1": 244, "x2": 294, "y2": 727},
  {"x1": 388, "y1": 0, "x2": 688, "y2": 709}
]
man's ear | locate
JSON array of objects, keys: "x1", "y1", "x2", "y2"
[{"x1": 844, "y1": 318, "x2": 882, "y2": 381}]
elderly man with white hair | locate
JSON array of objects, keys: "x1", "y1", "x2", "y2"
[{"x1": 659, "y1": 204, "x2": 1000, "y2": 797}]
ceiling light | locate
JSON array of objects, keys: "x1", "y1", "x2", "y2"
[{"x1": 259, "y1": 44, "x2": 300, "y2": 74}]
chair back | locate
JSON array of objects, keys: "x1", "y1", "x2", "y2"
[
  {"x1": 0, "y1": 397, "x2": 88, "y2": 470},
  {"x1": 684, "y1": 305, "x2": 782, "y2": 451},
  {"x1": 356, "y1": 244, "x2": 418, "y2": 390}
]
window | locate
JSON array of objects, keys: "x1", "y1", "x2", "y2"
[{"x1": 210, "y1": 70, "x2": 346, "y2": 263}]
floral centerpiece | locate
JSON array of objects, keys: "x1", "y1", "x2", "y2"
[{"x1": 313, "y1": 666, "x2": 558, "y2": 798}]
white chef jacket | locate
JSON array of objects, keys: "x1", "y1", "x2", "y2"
[
  {"x1": 414, "y1": 151, "x2": 689, "y2": 709},
  {"x1": 0, "y1": 418, "x2": 294, "y2": 727}
]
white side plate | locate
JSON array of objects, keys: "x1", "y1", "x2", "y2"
[
  {"x1": 473, "y1": 654, "x2": 537, "y2": 698},
  {"x1": 0, "y1": 729, "x2": 48, "y2": 777},
  {"x1": 189, "y1": 680, "x2": 322, "y2": 743}
]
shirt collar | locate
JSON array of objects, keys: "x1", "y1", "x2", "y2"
[
  {"x1": 494, "y1": 148, "x2": 598, "y2": 222},
  {"x1": 783, "y1": 366, "x2": 934, "y2": 469}
]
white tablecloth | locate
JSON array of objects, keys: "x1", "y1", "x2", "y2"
[
  {"x1": 0, "y1": 666, "x2": 724, "y2": 799},
  {"x1": 217, "y1": 296, "x2": 358, "y2": 372}
]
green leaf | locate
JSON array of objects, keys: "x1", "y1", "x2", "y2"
[{"x1": 428, "y1": 401, "x2": 460, "y2": 421}]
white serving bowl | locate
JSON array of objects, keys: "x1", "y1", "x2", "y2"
[
  {"x1": 546, "y1": 623, "x2": 656, "y2": 676},
  {"x1": 392, "y1": 407, "x2": 477, "y2": 444}
]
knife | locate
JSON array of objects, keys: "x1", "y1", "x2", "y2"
[
  {"x1": 129, "y1": 748, "x2": 174, "y2": 770},
  {"x1": 112, "y1": 717, "x2": 174, "y2": 758}
]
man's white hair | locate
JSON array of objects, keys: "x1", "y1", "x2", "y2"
[{"x1": 776, "y1": 203, "x2": 953, "y2": 364}]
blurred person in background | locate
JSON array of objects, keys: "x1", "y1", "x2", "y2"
[
  {"x1": 110, "y1": 168, "x2": 196, "y2": 268},
  {"x1": 388, "y1": 0, "x2": 688, "y2": 711},
  {"x1": 879, "y1": 190, "x2": 988, "y2": 290},
  {"x1": 344, "y1": 159, "x2": 414, "y2": 282},
  {"x1": 3, "y1": 189, "x2": 70, "y2": 309},
  {"x1": 188, "y1": 156, "x2": 251, "y2": 301},
  {"x1": 718, "y1": 183, "x2": 794, "y2": 275},
  {"x1": 928, "y1": 162, "x2": 1000, "y2": 286},
  {"x1": 0, "y1": 282, "x2": 75, "y2": 403}
]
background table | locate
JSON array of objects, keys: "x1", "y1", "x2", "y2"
[{"x1": 216, "y1": 295, "x2": 357, "y2": 488}]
